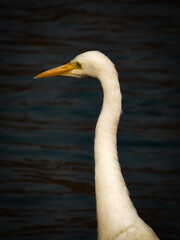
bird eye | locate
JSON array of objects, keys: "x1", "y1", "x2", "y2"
[{"x1": 76, "y1": 62, "x2": 82, "y2": 68}]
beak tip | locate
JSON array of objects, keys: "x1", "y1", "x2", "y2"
[{"x1": 34, "y1": 74, "x2": 40, "y2": 79}]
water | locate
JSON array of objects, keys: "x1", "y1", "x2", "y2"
[{"x1": 0, "y1": 1, "x2": 180, "y2": 239}]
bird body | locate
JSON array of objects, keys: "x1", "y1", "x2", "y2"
[{"x1": 35, "y1": 51, "x2": 159, "y2": 240}]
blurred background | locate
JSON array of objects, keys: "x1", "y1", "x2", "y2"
[{"x1": 0, "y1": 0, "x2": 179, "y2": 239}]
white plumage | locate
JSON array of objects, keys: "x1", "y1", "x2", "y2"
[{"x1": 35, "y1": 51, "x2": 159, "y2": 240}]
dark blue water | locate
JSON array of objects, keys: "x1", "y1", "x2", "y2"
[{"x1": 0, "y1": 1, "x2": 180, "y2": 239}]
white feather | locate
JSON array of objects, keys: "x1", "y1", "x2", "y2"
[{"x1": 73, "y1": 51, "x2": 159, "y2": 240}]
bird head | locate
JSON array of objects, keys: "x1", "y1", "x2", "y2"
[{"x1": 34, "y1": 51, "x2": 115, "y2": 79}]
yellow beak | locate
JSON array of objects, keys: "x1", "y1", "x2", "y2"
[{"x1": 34, "y1": 62, "x2": 77, "y2": 79}]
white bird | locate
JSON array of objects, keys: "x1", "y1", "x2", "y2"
[{"x1": 35, "y1": 51, "x2": 159, "y2": 240}]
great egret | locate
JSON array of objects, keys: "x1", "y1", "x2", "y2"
[{"x1": 35, "y1": 51, "x2": 159, "y2": 240}]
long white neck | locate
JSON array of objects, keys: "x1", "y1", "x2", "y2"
[{"x1": 94, "y1": 70, "x2": 138, "y2": 240}]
